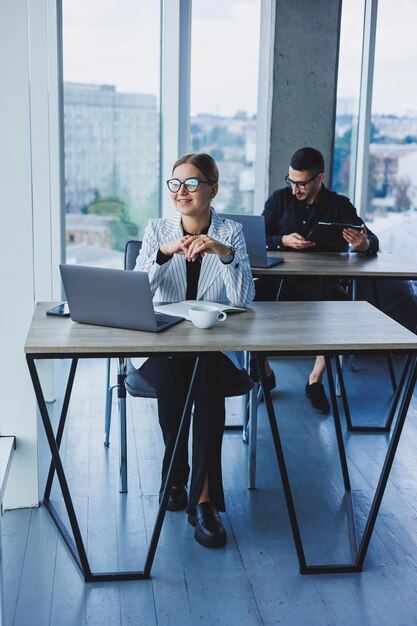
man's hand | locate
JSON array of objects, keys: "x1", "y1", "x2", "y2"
[
  {"x1": 342, "y1": 225, "x2": 370, "y2": 253},
  {"x1": 282, "y1": 233, "x2": 316, "y2": 250}
]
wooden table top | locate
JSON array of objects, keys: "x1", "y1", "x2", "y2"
[
  {"x1": 252, "y1": 251, "x2": 417, "y2": 278},
  {"x1": 25, "y1": 301, "x2": 417, "y2": 357}
]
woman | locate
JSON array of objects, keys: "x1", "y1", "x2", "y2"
[{"x1": 134, "y1": 153, "x2": 255, "y2": 548}]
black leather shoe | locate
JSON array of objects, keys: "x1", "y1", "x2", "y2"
[
  {"x1": 305, "y1": 380, "x2": 330, "y2": 413},
  {"x1": 188, "y1": 501, "x2": 226, "y2": 548},
  {"x1": 159, "y1": 479, "x2": 188, "y2": 511}
]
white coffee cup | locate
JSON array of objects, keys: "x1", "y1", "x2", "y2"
[{"x1": 189, "y1": 304, "x2": 227, "y2": 329}]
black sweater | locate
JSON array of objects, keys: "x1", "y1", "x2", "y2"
[{"x1": 263, "y1": 185, "x2": 379, "y2": 255}]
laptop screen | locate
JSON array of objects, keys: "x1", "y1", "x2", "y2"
[
  {"x1": 59, "y1": 265, "x2": 183, "y2": 332},
  {"x1": 221, "y1": 214, "x2": 268, "y2": 267}
]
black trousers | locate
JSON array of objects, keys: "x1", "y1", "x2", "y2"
[
  {"x1": 139, "y1": 353, "x2": 240, "y2": 514},
  {"x1": 354, "y1": 279, "x2": 417, "y2": 333}
]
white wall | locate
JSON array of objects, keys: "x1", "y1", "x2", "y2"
[{"x1": 0, "y1": 0, "x2": 62, "y2": 509}]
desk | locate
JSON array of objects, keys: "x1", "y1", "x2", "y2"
[
  {"x1": 253, "y1": 250, "x2": 417, "y2": 279},
  {"x1": 253, "y1": 251, "x2": 417, "y2": 431},
  {"x1": 25, "y1": 301, "x2": 417, "y2": 577}
]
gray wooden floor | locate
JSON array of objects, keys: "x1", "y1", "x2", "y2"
[{"x1": 2, "y1": 355, "x2": 417, "y2": 626}]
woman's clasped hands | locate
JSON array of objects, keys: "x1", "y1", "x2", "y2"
[{"x1": 160, "y1": 234, "x2": 232, "y2": 262}]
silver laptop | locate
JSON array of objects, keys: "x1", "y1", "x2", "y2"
[
  {"x1": 59, "y1": 264, "x2": 184, "y2": 332},
  {"x1": 221, "y1": 214, "x2": 284, "y2": 268}
]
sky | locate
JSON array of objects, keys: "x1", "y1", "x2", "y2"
[
  {"x1": 63, "y1": 0, "x2": 417, "y2": 118},
  {"x1": 338, "y1": 0, "x2": 417, "y2": 117}
]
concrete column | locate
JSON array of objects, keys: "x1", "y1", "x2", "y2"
[{"x1": 255, "y1": 0, "x2": 342, "y2": 208}]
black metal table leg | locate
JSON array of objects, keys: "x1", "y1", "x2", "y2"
[
  {"x1": 44, "y1": 358, "x2": 78, "y2": 501},
  {"x1": 255, "y1": 351, "x2": 417, "y2": 574},
  {"x1": 371, "y1": 279, "x2": 397, "y2": 391},
  {"x1": 143, "y1": 357, "x2": 199, "y2": 576},
  {"x1": 334, "y1": 352, "x2": 410, "y2": 432},
  {"x1": 275, "y1": 278, "x2": 284, "y2": 301},
  {"x1": 26, "y1": 354, "x2": 200, "y2": 582},
  {"x1": 27, "y1": 355, "x2": 92, "y2": 581},
  {"x1": 255, "y1": 353, "x2": 308, "y2": 573},
  {"x1": 355, "y1": 356, "x2": 417, "y2": 568},
  {"x1": 117, "y1": 358, "x2": 128, "y2": 493},
  {"x1": 325, "y1": 356, "x2": 358, "y2": 558}
]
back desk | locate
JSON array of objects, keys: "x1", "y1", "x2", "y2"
[
  {"x1": 252, "y1": 250, "x2": 417, "y2": 279},
  {"x1": 251, "y1": 250, "x2": 417, "y2": 430}
]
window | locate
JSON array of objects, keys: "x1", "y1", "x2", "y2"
[
  {"x1": 367, "y1": 0, "x2": 417, "y2": 255},
  {"x1": 334, "y1": 0, "x2": 417, "y2": 257},
  {"x1": 333, "y1": 0, "x2": 365, "y2": 199},
  {"x1": 62, "y1": 1, "x2": 161, "y2": 267},
  {"x1": 190, "y1": 0, "x2": 260, "y2": 215}
]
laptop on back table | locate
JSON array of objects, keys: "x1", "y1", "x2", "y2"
[
  {"x1": 59, "y1": 264, "x2": 184, "y2": 332},
  {"x1": 221, "y1": 213, "x2": 284, "y2": 268}
]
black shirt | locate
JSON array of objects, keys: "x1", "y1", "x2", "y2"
[
  {"x1": 262, "y1": 185, "x2": 379, "y2": 255},
  {"x1": 156, "y1": 226, "x2": 210, "y2": 300}
]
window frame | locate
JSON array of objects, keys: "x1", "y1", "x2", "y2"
[{"x1": 352, "y1": 0, "x2": 378, "y2": 217}]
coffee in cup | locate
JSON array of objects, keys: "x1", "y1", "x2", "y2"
[{"x1": 189, "y1": 304, "x2": 227, "y2": 329}]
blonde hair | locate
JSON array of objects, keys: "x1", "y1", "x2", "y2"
[{"x1": 172, "y1": 153, "x2": 219, "y2": 184}]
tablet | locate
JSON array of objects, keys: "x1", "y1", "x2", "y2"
[
  {"x1": 306, "y1": 222, "x2": 362, "y2": 247},
  {"x1": 46, "y1": 302, "x2": 70, "y2": 317}
]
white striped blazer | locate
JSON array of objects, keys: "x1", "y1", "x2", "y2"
[
  {"x1": 134, "y1": 208, "x2": 255, "y2": 307},
  {"x1": 134, "y1": 208, "x2": 255, "y2": 369}
]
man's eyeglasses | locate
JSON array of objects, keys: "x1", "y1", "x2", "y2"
[
  {"x1": 166, "y1": 177, "x2": 214, "y2": 193},
  {"x1": 285, "y1": 173, "x2": 320, "y2": 190}
]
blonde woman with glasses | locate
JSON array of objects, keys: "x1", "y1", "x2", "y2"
[{"x1": 134, "y1": 153, "x2": 255, "y2": 548}]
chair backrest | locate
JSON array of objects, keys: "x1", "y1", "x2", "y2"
[
  {"x1": 124, "y1": 240, "x2": 142, "y2": 271},
  {"x1": 122, "y1": 239, "x2": 157, "y2": 397}
]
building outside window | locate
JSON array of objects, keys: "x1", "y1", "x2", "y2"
[
  {"x1": 333, "y1": 0, "x2": 365, "y2": 200},
  {"x1": 334, "y1": 0, "x2": 417, "y2": 258},
  {"x1": 366, "y1": 0, "x2": 417, "y2": 256},
  {"x1": 62, "y1": 1, "x2": 161, "y2": 267},
  {"x1": 190, "y1": 0, "x2": 260, "y2": 215}
]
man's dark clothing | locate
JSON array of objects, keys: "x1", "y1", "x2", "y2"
[
  {"x1": 263, "y1": 185, "x2": 378, "y2": 254},
  {"x1": 257, "y1": 185, "x2": 379, "y2": 302}
]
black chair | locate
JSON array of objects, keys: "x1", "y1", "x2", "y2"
[
  {"x1": 104, "y1": 240, "x2": 255, "y2": 492},
  {"x1": 104, "y1": 241, "x2": 155, "y2": 450}
]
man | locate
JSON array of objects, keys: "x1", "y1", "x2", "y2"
[{"x1": 261, "y1": 147, "x2": 379, "y2": 412}]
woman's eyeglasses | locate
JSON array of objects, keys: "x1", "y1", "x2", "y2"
[{"x1": 166, "y1": 177, "x2": 214, "y2": 193}]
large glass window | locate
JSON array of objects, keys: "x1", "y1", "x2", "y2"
[
  {"x1": 366, "y1": 0, "x2": 417, "y2": 255},
  {"x1": 62, "y1": 1, "x2": 161, "y2": 267},
  {"x1": 190, "y1": 0, "x2": 260, "y2": 215},
  {"x1": 333, "y1": 0, "x2": 365, "y2": 199}
]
